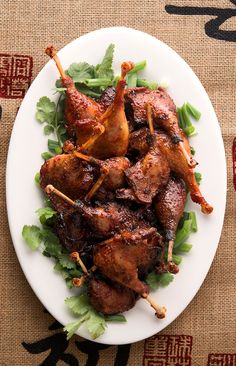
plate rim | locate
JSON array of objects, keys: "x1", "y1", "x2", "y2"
[{"x1": 6, "y1": 26, "x2": 227, "y2": 345}]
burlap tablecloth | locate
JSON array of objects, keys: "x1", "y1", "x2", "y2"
[{"x1": 1, "y1": 1, "x2": 235, "y2": 365}]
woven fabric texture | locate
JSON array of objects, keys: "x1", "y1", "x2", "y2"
[{"x1": 0, "y1": 1, "x2": 235, "y2": 365}]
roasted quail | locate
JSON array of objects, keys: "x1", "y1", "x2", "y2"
[{"x1": 154, "y1": 176, "x2": 187, "y2": 273}]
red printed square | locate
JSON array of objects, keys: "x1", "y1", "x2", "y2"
[
  {"x1": 143, "y1": 334, "x2": 192, "y2": 366},
  {"x1": 0, "y1": 54, "x2": 33, "y2": 99},
  {"x1": 208, "y1": 354, "x2": 236, "y2": 365}
]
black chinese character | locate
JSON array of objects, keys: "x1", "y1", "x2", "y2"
[{"x1": 165, "y1": 1, "x2": 236, "y2": 42}]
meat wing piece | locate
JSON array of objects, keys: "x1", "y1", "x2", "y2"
[
  {"x1": 45, "y1": 46, "x2": 104, "y2": 140},
  {"x1": 77, "y1": 201, "x2": 148, "y2": 239},
  {"x1": 126, "y1": 87, "x2": 196, "y2": 168},
  {"x1": 86, "y1": 62, "x2": 134, "y2": 159},
  {"x1": 98, "y1": 86, "x2": 116, "y2": 110},
  {"x1": 154, "y1": 176, "x2": 187, "y2": 241},
  {"x1": 128, "y1": 127, "x2": 213, "y2": 214},
  {"x1": 54, "y1": 210, "x2": 91, "y2": 254},
  {"x1": 40, "y1": 154, "x2": 96, "y2": 211},
  {"x1": 154, "y1": 176, "x2": 187, "y2": 273},
  {"x1": 94, "y1": 228, "x2": 163, "y2": 295},
  {"x1": 74, "y1": 152, "x2": 131, "y2": 192},
  {"x1": 126, "y1": 87, "x2": 179, "y2": 139},
  {"x1": 128, "y1": 127, "x2": 150, "y2": 157},
  {"x1": 88, "y1": 278, "x2": 137, "y2": 315},
  {"x1": 118, "y1": 135, "x2": 170, "y2": 204},
  {"x1": 101, "y1": 157, "x2": 131, "y2": 191},
  {"x1": 156, "y1": 132, "x2": 213, "y2": 214}
]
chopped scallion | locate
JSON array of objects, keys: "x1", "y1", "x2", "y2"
[
  {"x1": 41, "y1": 151, "x2": 54, "y2": 160},
  {"x1": 127, "y1": 73, "x2": 137, "y2": 87},
  {"x1": 128, "y1": 60, "x2": 146, "y2": 74},
  {"x1": 186, "y1": 102, "x2": 201, "y2": 121},
  {"x1": 137, "y1": 78, "x2": 158, "y2": 90}
]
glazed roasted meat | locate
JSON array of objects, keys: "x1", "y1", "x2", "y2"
[
  {"x1": 125, "y1": 87, "x2": 196, "y2": 168},
  {"x1": 40, "y1": 154, "x2": 97, "y2": 211},
  {"x1": 154, "y1": 176, "x2": 187, "y2": 273},
  {"x1": 118, "y1": 134, "x2": 170, "y2": 203},
  {"x1": 126, "y1": 87, "x2": 179, "y2": 138},
  {"x1": 94, "y1": 228, "x2": 163, "y2": 295},
  {"x1": 157, "y1": 132, "x2": 213, "y2": 214},
  {"x1": 71, "y1": 200, "x2": 149, "y2": 239},
  {"x1": 54, "y1": 209, "x2": 90, "y2": 254},
  {"x1": 88, "y1": 277, "x2": 137, "y2": 314},
  {"x1": 98, "y1": 86, "x2": 116, "y2": 110},
  {"x1": 85, "y1": 62, "x2": 134, "y2": 159},
  {"x1": 74, "y1": 152, "x2": 131, "y2": 198},
  {"x1": 39, "y1": 49, "x2": 213, "y2": 321},
  {"x1": 128, "y1": 127, "x2": 213, "y2": 213},
  {"x1": 155, "y1": 176, "x2": 187, "y2": 242},
  {"x1": 45, "y1": 46, "x2": 104, "y2": 141}
]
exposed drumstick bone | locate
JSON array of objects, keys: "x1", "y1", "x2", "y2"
[
  {"x1": 167, "y1": 240, "x2": 179, "y2": 274},
  {"x1": 45, "y1": 184, "x2": 166, "y2": 318},
  {"x1": 45, "y1": 46, "x2": 67, "y2": 80},
  {"x1": 146, "y1": 102, "x2": 196, "y2": 169},
  {"x1": 179, "y1": 141, "x2": 197, "y2": 169},
  {"x1": 72, "y1": 277, "x2": 86, "y2": 287},
  {"x1": 146, "y1": 103, "x2": 154, "y2": 135},
  {"x1": 74, "y1": 151, "x2": 110, "y2": 200},
  {"x1": 78, "y1": 61, "x2": 134, "y2": 152},
  {"x1": 85, "y1": 166, "x2": 109, "y2": 201},
  {"x1": 142, "y1": 293, "x2": 166, "y2": 319},
  {"x1": 70, "y1": 252, "x2": 97, "y2": 288},
  {"x1": 74, "y1": 151, "x2": 100, "y2": 165},
  {"x1": 70, "y1": 251, "x2": 88, "y2": 273},
  {"x1": 79, "y1": 125, "x2": 105, "y2": 151},
  {"x1": 45, "y1": 184, "x2": 76, "y2": 206}
]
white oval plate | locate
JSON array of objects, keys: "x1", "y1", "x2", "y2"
[{"x1": 6, "y1": 27, "x2": 226, "y2": 345}]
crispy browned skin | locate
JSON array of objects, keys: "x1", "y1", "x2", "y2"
[
  {"x1": 94, "y1": 228, "x2": 162, "y2": 295},
  {"x1": 72, "y1": 201, "x2": 148, "y2": 239},
  {"x1": 45, "y1": 46, "x2": 105, "y2": 143},
  {"x1": 156, "y1": 133, "x2": 213, "y2": 214},
  {"x1": 101, "y1": 157, "x2": 131, "y2": 190},
  {"x1": 86, "y1": 62, "x2": 134, "y2": 158},
  {"x1": 128, "y1": 127, "x2": 151, "y2": 157},
  {"x1": 54, "y1": 210, "x2": 90, "y2": 253},
  {"x1": 118, "y1": 135, "x2": 170, "y2": 204},
  {"x1": 126, "y1": 87, "x2": 182, "y2": 142},
  {"x1": 98, "y1": 86, "x2": 116, "y2": 110},
  {"x1": 40, "y1": 154, "x2": 96, "y2": 211},
  {"x1": 128, "y1": 127, "x2": 213, "y2": 214},
  {"x1": 88, "y1": 278, "x2": 137, "y2": 314},
  {"x1": 154, "y1": 176, "x2": 187, "y2": 240},
  {"x1": 75, "y1": 154, "x2": 131, "y2": 192}
]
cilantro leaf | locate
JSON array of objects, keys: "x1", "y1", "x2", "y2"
[
  {"x1": 36, "y1": 97, "x2": 56, "y2": 124},
  {"x1": 65, "y1": 293, "x2": 90, "y2": 316},
  {"x1": 86, "y1": 309, "x2": 106, "y2": 340},
  {"x1": 64, "y1": 293, "x2": 107, "y2": 339},
  {"x1": 95, "y1": 44, "x2": 114, "y2": 79},
  {"x1": 22, "y1": 225, "x2": 42, "y2": 250},
  {"x1": 59, "y1": 254, "x2": 76, "y2": 270},
  {"x1": 36, "y1": 207, "x2": 56, "y2": 225},
  {"x1": 67, "y1": 62, "x2": 94, "y2": 82},
  {"x1": 41, "y1": 229, "x2": 62, "y2": 257},
  {"x1": 64, "y1": 318, "x2": 87, "y2": 340},
  {"x1": 146, "y1": 272, "x2": 174, "y2": 290}
]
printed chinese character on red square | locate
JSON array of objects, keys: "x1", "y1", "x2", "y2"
[
  {"x1": 0, "y1": 54, "x2": 33, "y2": 99},
  {"x1": 143, "y1": 334, "x2": 193, "y2": 366},
  {"x1": 208, "y1": 353, "x2": 236, "y2": 366}
]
